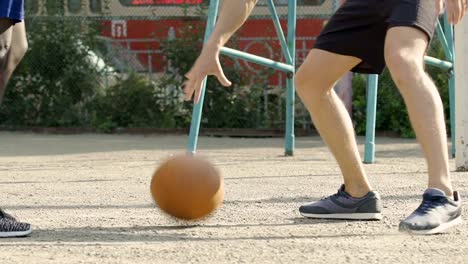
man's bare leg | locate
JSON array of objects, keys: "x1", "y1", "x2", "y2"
[
  {"x1": 387, "y1": 26, "x2": 462, "y2": 235},
  {"x1": 0, "y1": 18, "x2": 13, "y2": 93},
  {"x1": 0, "y1": 19, "x2": 32, "y2": 238},
  {"x1": 295, "y1": 49, "x2": 372, "y2": 198},
  {"x1": 0, "y1": 19, "x2": 28, "y2": 103},
  {"x1": 385, "y1": 27, "x2": 452, "y2": 196}
]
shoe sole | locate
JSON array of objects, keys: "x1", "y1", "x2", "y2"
[
  {"x1": 0, "y1": 226, "x2": 33, "y2": 238},
  {"x1": 300, "y1": 212, "x2": 383, "y2": 220},
  {"x1": 399, "y1": 216, "x2": 463, "y2": 235}
]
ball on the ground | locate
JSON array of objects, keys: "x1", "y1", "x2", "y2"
[{"x1": 150, "y1": 155, "x2": 224, "y2": 220}]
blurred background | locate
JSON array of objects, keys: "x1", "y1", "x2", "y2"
[{"x1": 0, "y1": 0, "x2": 451, "y2": 138}]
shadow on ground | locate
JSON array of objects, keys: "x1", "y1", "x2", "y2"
[
  {"x1": 2, "y1": 193, "x2": 421, "y2": 211},
  {"x1": 0, "y1": 219, "x2": 398, "y2": 244}
]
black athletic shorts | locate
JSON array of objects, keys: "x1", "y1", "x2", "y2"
[{"x1": 314, "y1": 0, "x2": 440, "y2": 74}]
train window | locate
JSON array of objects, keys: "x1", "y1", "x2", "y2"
[
  {"x1": 46, "y1": 0, "x2": 65, "y2": 15},
  {"x1": 24, "y1": 0, "x2": 39, "y2": 14},
  {"x1": 119, "y1": 0, "x2": 203, "y2": 6},
  {"x1": 68, "y1": 0, "x2": 82, "y2": 13},
  {"x1": 90, "y1": 0, "x2": 102, "y2": 13}
]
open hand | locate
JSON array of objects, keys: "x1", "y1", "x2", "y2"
[
  {"x1": 183, "y1": 43, "x2": 232, "y2": 104},
  {"x1": 444, "y1": 0, "x2": 468, "y2": 24}
]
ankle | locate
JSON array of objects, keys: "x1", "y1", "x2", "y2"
[
  {"x1": 344, "y1": 184, "x2": 371, "y2": 198},
  {"x1": 428, "y1": 181, "x2": 453, "y2": 198}
]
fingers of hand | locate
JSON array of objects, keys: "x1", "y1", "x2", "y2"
[
  {"x1": 215, "y1": 67, "x2": 232, "y2": 87},
  {"x1": 183, "y1": 78, "x2": 196, "y2": 101},
  {"x1": 183, "y1": 73, "x2": 206, "y2": 103},
  {"x1": 446, "y1": 0, "x2": 458, "y2": 24},
  {"x1": 193, "y1": 79, "x2": 205, "y2": 104},
  {"x1": 456, "y1": 0, "x2": 463, "y2": 23},
  {"x1": 449, "y1": 0, "x2": 456, "y2": 24},
  {"x1": 449, "y1": 2, "x2": 457, "y2": 24},
  {"x1": 451, "y1": 13, "x2": 456, "y2": 24},
  {"x1": 455, "y1": 0, "x2": 464, "y2": 24}
]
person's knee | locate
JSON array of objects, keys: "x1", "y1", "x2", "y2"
[
  {"x1": 11, "y1": 37, "x2": 28, "y2": 66},
  {"x1": 7, "y1": 23, "x2": 28, "y2": 69},
  {"x1": 295, "y1": 49, "x2": 359, "y2": 111},
  {"x1": 0, "y1": 39, "x2": 27, "y2": 93},
  {"x1": 385, "y1": 48, "x2": 424, "y2": 88},
  {"x1": 18, "y1": 38, "x2": 28, "y2": 59},
  {"x1": 294, "y1": 67, "x2": 337, "y2": 115},
  {"x1": 0, "y1": 44, "x2": 28, "y2": 75},
  {"x1": 294, "y1": 67, "x2": 309, "y2": 94},
  {"x1": 294, "y1": 66, "x2": 329, "y2": 98}
]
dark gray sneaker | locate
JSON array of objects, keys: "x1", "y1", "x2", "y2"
[
  {"x1": 399, "y1": 189, "x2": 462, "y2": 235},
  {"x1": 299, "y1": 185, "x2": 382, "y2": 220},
  {"x1": 0, "y1": 208, "x2": 32, "y2": 238}
]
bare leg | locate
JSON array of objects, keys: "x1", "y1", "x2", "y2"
[
  {"x1": 0, "y1": 19, "x2": 32, "y2": 237},
  {"x1": 0, "y1": 19, "x2": 28, "y2": 104},
  {"x1": 385, "y1": 27, "x2": 452, "y2": 196},
  {"x1": 0, "y1": 18, "x2": 13, "y2": 90},
  {"x1": 295, "y1": 49, "x2": 372, "y2": 198}
]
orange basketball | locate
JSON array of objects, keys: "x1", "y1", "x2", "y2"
[{"x1": 150, "y1": 155, "x2": 224, "y2": 220}]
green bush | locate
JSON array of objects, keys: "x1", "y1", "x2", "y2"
[
  {"x1": 90, "y1": 73, "x2": 187, "y2": 132},
  {"x1": 0, "y1": 19, "x2": 106, "y2": 127},
  {"x1": 0, "y1": 10, "x2": 452, "y2": 135}
]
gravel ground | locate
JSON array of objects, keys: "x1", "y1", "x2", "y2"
[{"x1": 0, "y1": 132, "x2": 466, "y2": 264}]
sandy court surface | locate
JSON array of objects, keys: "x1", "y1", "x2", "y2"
[{"x1": 0, "y1": 132, "x2": 466, "y2": 263}]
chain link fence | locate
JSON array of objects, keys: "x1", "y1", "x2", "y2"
[{"x1": 0, "y1": 1, "x2": 450, "y2": 137}]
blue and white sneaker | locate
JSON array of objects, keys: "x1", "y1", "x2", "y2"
[
  {"x1": 399, "y1": 188, "x2": 462, "y2": 235},
  {"x1": 0, "y1": 208, "x2": 32, "y2": 238},
  {"x1": 299, "y1": 185, "x2": 383, "y2": 220}
]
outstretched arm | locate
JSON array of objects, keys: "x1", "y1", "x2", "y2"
[{"x1": 184, "y1": 0, "x2": 258, "y2": 103}]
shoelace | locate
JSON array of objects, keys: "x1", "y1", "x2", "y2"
[{"x1": 415, "y1": 196, "x2": 446, "y2": 214}]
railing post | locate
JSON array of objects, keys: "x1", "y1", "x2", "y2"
[
  {"x1": 442, "y1": 15, "x2": 456, "y2": 158},
  {"x1": 364, "y1": 74, "x2": 379, "y2": 164},
  {"x1": 284, "y1": 0, "x2": 297, "y2": 156},
  {"x1": 187, "y1": 0, "x2": 220, "y2": 155}
]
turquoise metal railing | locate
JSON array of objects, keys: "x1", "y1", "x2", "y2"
[{"x1": 188, "y1": 2, "x2": 456, "y2": 163}]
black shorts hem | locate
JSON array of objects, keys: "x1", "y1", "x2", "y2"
[
  {"x1": 10, "y1": 19, "x2": 22, "y2": 24},
  {"x1": 0, "y1": 18, "x2": 23, "y2": 24},
  {"x1": 312, "y1": 45, "x2": 385, "y2": 75},
  {"x1": 0, "y1": 14, "x2": 24, "y2": 24},
  {"x1": 387, "y1": 22, "x2": 434, "y2": 42}
]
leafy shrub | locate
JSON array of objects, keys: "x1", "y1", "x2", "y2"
[
  {"x1": 90, "y1": 72, "x2": 187, "y2": 132},
  {"x1": 0, "y1": 19, "x2": 106, "y2": 127},
  {"x1": 0, "y1": 9, "x2": 452, "y2": 135}
]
